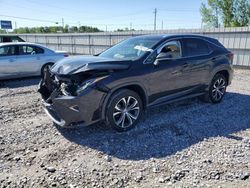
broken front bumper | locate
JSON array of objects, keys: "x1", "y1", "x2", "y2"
[
  {"x1": 39, "y1": 82, "x2": 106, "y2": 128},
  {"x1": 42, "y1": 95, "x2": 87, "y2": 127}
]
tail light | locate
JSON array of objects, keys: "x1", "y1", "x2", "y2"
[
  {"x1": 64, "y1": 54, "x2": 69, "y2": 57},
  {"x1": 228, "y1": 52, "x2": 234, "y2": 64}
]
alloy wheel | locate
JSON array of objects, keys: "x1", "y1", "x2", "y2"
[
  {"x1": 44, "y1": 64, "x2": 52, "y2": 72},
  {"x1": 113, "y1": 96, "x2": 140, "y2": 128},
  {"x1": 212, "y1": 77, "x2": 226, "y2": 101}
]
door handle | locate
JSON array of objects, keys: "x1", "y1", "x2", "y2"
[
  {"x1": 182, "y1": 63, "x2": 189, "y2": 68},
  {"x1": 171, "y1": 70, "x2": 181, "y2": 76},
  {"x1": 9, "y1": 59, "x2": 14, "y2": 62}
]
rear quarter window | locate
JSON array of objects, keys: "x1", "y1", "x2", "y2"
[
  {"x1": 182, "y1": 38, "x2": 211, "y2": 57},
  {"x1": 35, "y1": 46, "x2": 44, "y2": 54}
]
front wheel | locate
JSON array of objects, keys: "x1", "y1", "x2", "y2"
[
  {"x1": 105, "y1": 89, "x2": 143, "y2": 132},
  {"x1": 41, "y1": 63, "x2": 53, "y2": 78},
  {"x1": 202, "y1": 74, "x2": 227, "y2": 103}
]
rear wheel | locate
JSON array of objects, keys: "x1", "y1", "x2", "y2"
[
  {"x1": 105, "y1": 89, "x2": 143, "y2": 132},
  {"x1": 202, "y1": 74, "x2": 227, "y2": 103}
]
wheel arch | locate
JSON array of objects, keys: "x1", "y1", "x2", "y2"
[
  {"x1": 41, "y1": 62, "x2": 55, "y2": 75},
  {"x1": 215, "y1": 70, "x2": 229, "y2": 84},
  {"x1": 210, "y1": 65, "x2": 231, "y2": 86},
  {"x1": 100, "y1": 82, "x2": 148, "y2": 120}
]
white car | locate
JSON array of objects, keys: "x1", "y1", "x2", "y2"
[{"x1": 0, "y1": 42, "x2": 68, "y2": 80}]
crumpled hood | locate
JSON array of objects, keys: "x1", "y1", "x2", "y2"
[{"x1": 51, "y1": 55, "x2": 131, "y2": 75}]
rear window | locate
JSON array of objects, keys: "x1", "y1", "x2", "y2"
[
  {"x1": 209, "y1": 38, "x2": 225, "y2": 48},
  {"x1": 182, "y1": 38, "x2": 211, "y2": 57}
]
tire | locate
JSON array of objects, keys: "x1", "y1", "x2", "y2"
[
  {"x1": 202, "y1": 74, "x2": 227, "y2": 103},
  {"x1": 105, "y1": 89, "x2": 143, "y2": 132},
  {"x1": 41, "y1": 63, "x2": 53, "y2": 78}
]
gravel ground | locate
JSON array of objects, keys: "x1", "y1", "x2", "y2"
[{"x1": 0, "y1": 69, "x2": 249, "y2": 188}]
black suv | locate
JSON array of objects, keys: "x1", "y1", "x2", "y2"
[{"x1": 39, "y1": 34, "x2": 234, "y2": 131}]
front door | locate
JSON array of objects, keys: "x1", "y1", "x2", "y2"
[{"x1": 144, "y1": 40, "x2": 193, "y2": 104}]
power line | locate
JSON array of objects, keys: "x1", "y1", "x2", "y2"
[
  {"x1": 158, "y1": 9, "x2": 198, "y2": 12},
  {"x1": 0, "y1": 14, "x2": 58, "y2": 24},
  {"x1": 0, "y1": 14, "x2": 154, "y2": 29}
]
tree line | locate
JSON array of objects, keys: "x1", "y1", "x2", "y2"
[
  {"x1": 201, "y1": 0, "x2": 250, "y2": 27},
  {"x1": 0, "y1": 25, "x2": 136, "y2": 34},
  {"x1": 0, "y1": 25, "x2": 102, "y2": 34}
]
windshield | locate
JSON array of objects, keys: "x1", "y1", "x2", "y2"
[{"x1": 99, "y1": 37, "x2": 161, "y2": 60}]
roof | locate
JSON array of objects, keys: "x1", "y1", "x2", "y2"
[
  {"x1": 0, "y1": 42, "x2": 48, "y2": 48},
  {"x1": 134, "y1": 34, "x2": 216, "y2": 40}
]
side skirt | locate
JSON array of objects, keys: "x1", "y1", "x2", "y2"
[{"x1": 147, "y1": 92, "x2": 205, "y2": 108}]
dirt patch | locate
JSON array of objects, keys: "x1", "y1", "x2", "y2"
[{"x1": 0, "y1": 70, "x2": 249, "y2": 187}]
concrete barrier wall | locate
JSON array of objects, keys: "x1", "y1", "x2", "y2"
[{"x1": 12, "y1": 27, "x2": 250, "y2": 66}]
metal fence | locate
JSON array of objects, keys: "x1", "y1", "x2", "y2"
[{"x1": 8, "y1": 27, "x2": 250, "y2": 66}]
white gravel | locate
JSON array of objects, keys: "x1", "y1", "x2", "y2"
[{"x1": 0, "y1": 68, "x2": 249, "y2": 188}]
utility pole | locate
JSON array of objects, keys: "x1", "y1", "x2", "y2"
[
  {"x1": 215, "y1": 7, "x2": 219, "y2": 28},
  {"x1": 62, "y1": 18, "x2": 64, "y2": 33},
  {"x1": 161, "y1": 20, "x2": 163, "y2": 30},
  {"x1": 130, "y1": 23, "x2": 132, "y2": 30},
  {"x1": 15, "y1": 22, "x2": 17, "y2": 33},
  {"x1": 153, "y1": 8, "x2": 157, "y2": 30}
]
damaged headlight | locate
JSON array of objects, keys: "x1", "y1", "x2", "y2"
[
  {"x1": 60, "y1": 82, "x2": 78, "y2": 96},
  {"x1": 76, "y1": 76, "x2": 109, "y2": 95},
  {"x1": 60, "y1": 83, "x2": 72, "y2": 96},
  {"x1": 76, "y1": 79, "x2": 95, "y2": 95}
]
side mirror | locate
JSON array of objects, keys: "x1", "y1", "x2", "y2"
[{"x1": 153, "y1": 53, "x2": 173, "y2": 66}]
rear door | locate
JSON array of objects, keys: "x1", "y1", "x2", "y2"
[
  {"x1": 16, "y1": 45, "x2": 45, "y2": 76},
  {"x1": 180, "y1": 38, "x2": 212, "y2": 90},
  {"x1": 0, "y1": 45, "x2": 19, "y2": 78}
]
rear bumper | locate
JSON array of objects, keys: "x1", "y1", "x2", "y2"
[{"x1": 228, "y1": 67, "x2": 234, "y2": 85}]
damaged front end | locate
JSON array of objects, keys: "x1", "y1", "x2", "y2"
[
  {"x1": 38, "y1": 55, "x2": 131, "y2": 127},
  {"x1": 38, "y1": 68, "x2": 110, "y2": 128}
]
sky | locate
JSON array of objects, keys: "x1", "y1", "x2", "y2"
[{"x1": 0, "y1": 0, "x2": 206, "y2": 31}]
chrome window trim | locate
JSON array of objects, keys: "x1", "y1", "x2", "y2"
[{"x1": 143, "y1": 36, "x2": 215, "y2": 64}]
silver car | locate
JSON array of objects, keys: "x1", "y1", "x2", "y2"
[{"x1": 0, "y1": 42, "x2": 68, "y2": 80}]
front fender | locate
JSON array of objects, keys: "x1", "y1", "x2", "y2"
[{"x1": 99, "y1": 81, "x2": 148, "y2": 121}]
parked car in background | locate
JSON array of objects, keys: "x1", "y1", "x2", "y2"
[
  {"x1": 39, "y1": 34, "x2": 234, "y2": 132},
  {"x1": 0, "y1": 35, "x2": 25, "y2": 43},
  {"x1": 0, "y1": 42, "x2": 68, "y2": 80}
]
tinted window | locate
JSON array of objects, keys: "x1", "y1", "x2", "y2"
[
  {"x1": 0, "y1": 46, "x2": 16, "y2": 56},
  {"x1": 160, "y1": 40, "x2": 181, "y2": 59},
  {"x1": 35, "y1": 46, "x2": 44, "y2": 54},
  {"x1": 183, "y1": 38, "x2": 211, "y2": 57},
  {"x1": 18, "y1": 45, "x2": 44, "y2": 55}
]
